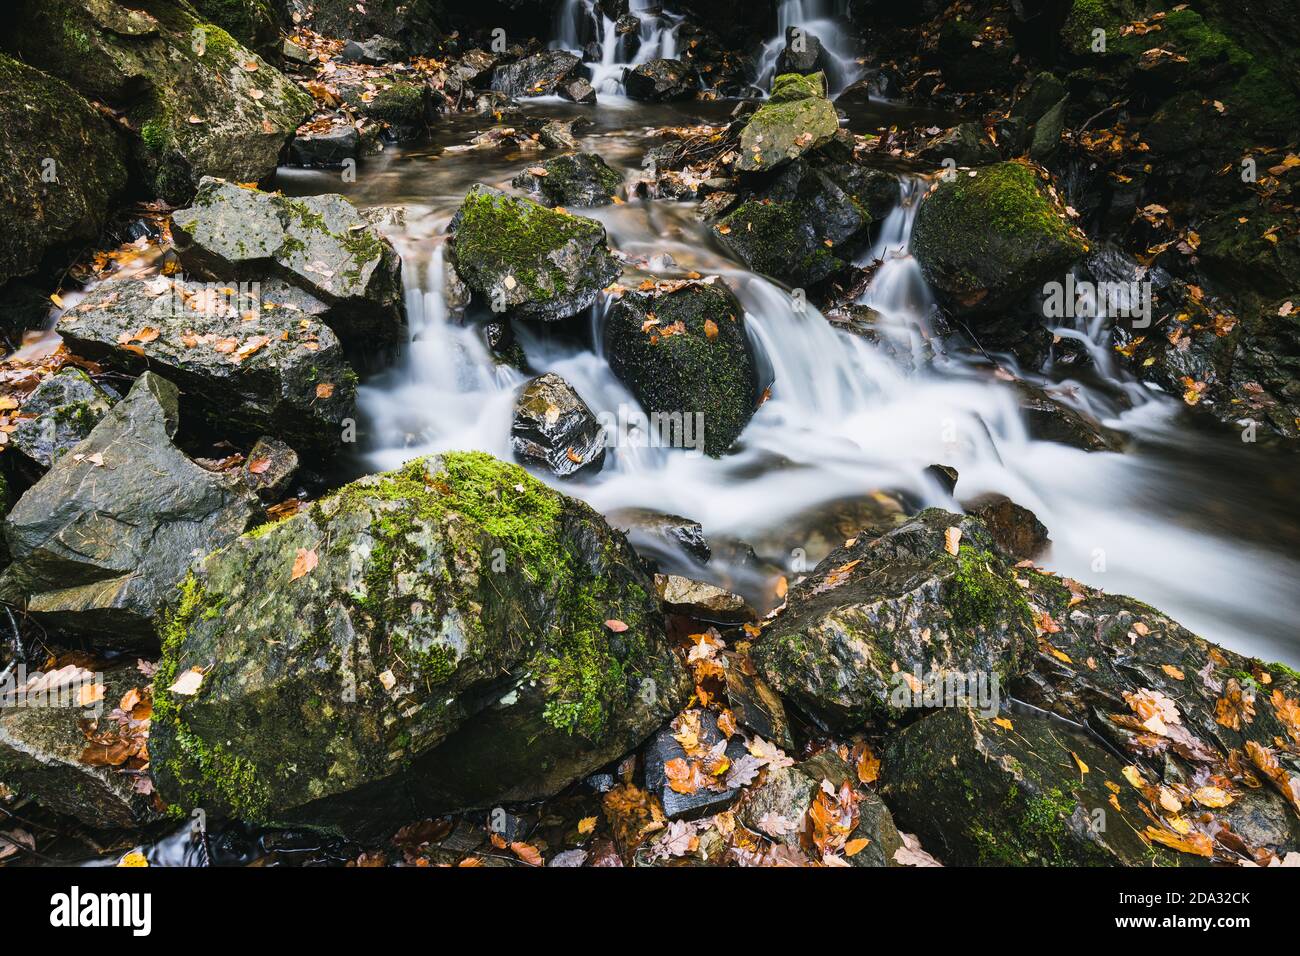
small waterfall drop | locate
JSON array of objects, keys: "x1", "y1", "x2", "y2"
[
  {"x1": 552, "y1": 0, "x2": 683, "y2": 99},
  {"x1": 757, "y1": 0, "x2": 863, "y2": 95}
]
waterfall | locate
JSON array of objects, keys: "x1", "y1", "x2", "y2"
[
  {"x1": 552, "y1": 0, "x2": 684, "y2": 99},
  {"x1": 756, "y1": 0, "x2": 863, "y2": 95}
]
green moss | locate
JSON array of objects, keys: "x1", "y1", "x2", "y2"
[
  {"x1": 365, "y1": 83, "x2": 426, "y2": 128},
  {"x1": 1268, "y1": 660, "x2": 1300, "y2": 683},
  {"x1": 947, "y1": 546, "x2": 1032, "y2": 629},
  {"x1": 716, "y1": 200, "x2": 844, "y2": 286}
]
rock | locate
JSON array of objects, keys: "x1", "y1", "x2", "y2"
[
  {"x1": 0, "y1": 54, "x2": 128, "y2": 286},
  {"x1": 511, "y1": 153, "x2": 623, "y2": 207},
  {"x1": 242, "y1": 436, "x2": 299, "y2": 503},
  {"x1": 751, "y1": 509, "x2": 1036, "y2": 730},
  {"x1": 5, "y1": 0, "x2": 312, "y2": 203},
  {"x1": 607, "y1": 509, "x2": 711, "y2": 564},
  {"x1": 539, "y1": 119, "x2": 584, "y2": 150},
  {"x1": 287, "y1": 126, "x2": 360, "y2": 168},
  {"x1": 0, "y1": 661, "x2": 163, "y2": 828},
  {"x1": 737, "y1": 73, "x2": 839, "y2": 173},
  {"x1": 604, "y1": 279, "x2": 760, "y2": 457},
  {"x1": 1014, "y1": 382, "x2": 1123, "y2": 452},
  {"x1": 148, "y1": 452, "x2": 690, "y2": 831},
  {"x1": 654, "y1": 574, "x2": 755, "y2": 624},
  {"x1": 281, "y1": 38, "x2": 314, "y2": 65},
  {"x1": 510, "y1": 373, "x2": 606, "y2": 478},
  {"x1": 1012, "y1": 571, "x2": 1300, "y2": 857},
  {"x1": 1012, "y1": 72, "x2": 1067, "y2": 124},
  {"x1": 883, "y1": 708, "x2": 1187, "y2": 866},
  {"x1": 340, "y1": 35, "x2": 406, "y2": 65},
  {"x1": 1028, "y1": 97, "x2": 1067, "y2": 162},
  {"x1": 965, "y1": 495, "x2": 1049, "y2": 561},
  {"x1": 0, "y1": 373, "x2": 259, "y2": 643},
  {"x1": 360, "y1": 82, "x2": 430, "y2": 140},
  {"x1": 738, "y1": 751, "x2": 903, "y2": 866},
  {"x1": 8, "y1": 368, "x2": 116, "y2": 473},
  {"x1": 171, "y1": 178, "x2": 405, "y2": 351},
  {"x1": 447, "y1": 185, "x2": 620, "y2": 322},
  {"x1": 624, "y1": 58, "x2": 697, "y2": 102},
  {"x1": 643, "y1": 709, "x2": 747, "y2": 819},
  {"x1": 775, "y1": 26, "x2": 830, "y2": 77},
  {"x1": 190, "y1": 0, "x2": 278, "y2": 55},
  {"x1": 57, "y1": 277, "x2": 358, "y2": 454},
  {"x1": 721, "y1": 651, "x2": 794, "y2": 750},
  {"x1": 925, "y1": 463, "x2": 960, "y2": 495},
  {"x1": 915, "y1": 123, "x2": 1000, "y2": 167},
  {"x1": 307, "y1": 0, "x2": 442, "y2": 57},
  {"x1": 492, "y1": 50, "x2": 583, "y2": 98},
  {"x1": 559, "y1": 76, "x2": 597, "y2": 104},
  {"x1": 912, "y1": 162, "x2": 1088, "y2": 315}
]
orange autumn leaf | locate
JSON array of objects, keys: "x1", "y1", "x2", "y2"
[
  {"x1": 290, "y1": 547, "x2": 318, "y2": 581},
  {"x1": 1143, "y1": 826, "x2": 1213, "y2": 858}
]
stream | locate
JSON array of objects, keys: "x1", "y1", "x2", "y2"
[{"x1": 277, "y1": 90, "x2": 1300, "y2": 668}]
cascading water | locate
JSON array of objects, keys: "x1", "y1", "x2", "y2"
[
  {"x1": 757, "y1": 0, "x2": 863, "y2": 95},
  {"x1": 346, "y1": 114, "x2": 1300, "y2": 664},
  {"x1": 552, "y1": 0, "x2": 683, "y2": 98}
]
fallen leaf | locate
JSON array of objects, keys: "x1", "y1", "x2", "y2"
[{"x1": 291, "y1": 547, "x2": 319, "y2": 581}]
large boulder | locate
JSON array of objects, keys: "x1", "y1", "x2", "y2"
[
  {"x1": 171, "y1": 178, "x2": 405, "y2": 351},
  {"x1": 604, "y1": 279, "x2": 760, "y2": 457},
  {"x1": 7, "y1": 368, "x2": 116, "y2": 474},
  {"x1": 307, "y1": 0, "x2": 443, "y2": 56},
  {"x1": 447, "y1": 185, "x2": 620, "y2": 322},
  {"x1": 149, "y1": 452, "x2": 690, "y2": 831},
  {"x1": 511, "y1": 153, "x2": 623, "y2": 207},
  {"x1": 0, "y1": 54, "x2": 128, "y2": 286},
  {"x1": 0, "y1": 661, "x2": 163, "y2": 829},
  {"x1": 751, "y1": 509, "x2": 1037, "y2": 730},
  {"x1": 0, "y1": 373, "x2": 259, "y2": 643},
  {"x1": 624, "y1": 58, "x2": 697, "y2": 102},
  {"x1": 3, "y1": 0, "x2": 313, "y2": 203},
  {"x1": 911, "y1": 162, "x2": 1088, "y2": 314},
  {"x1": 737, "y1": 73, "x2": 839, "y2": 173},
  {"x1": 510, "y1": 373, "x2": 606, "y2": 478},
  {"x1": 190, "y1": 0, "x2": 277, "y2": 54},
  {"x1": 57, "y1": 276, "x2": 358, "y2": 453},
  {"x1": 492, "y1": 51, "x2": 583, "y2": 98}
]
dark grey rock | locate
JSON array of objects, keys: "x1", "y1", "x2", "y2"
[
  {"x1": 511, "y1": 153, "x2": 623, "y2": 207},
  {"x1": 340, "y1": 35, "x2": 405, "y2": 65},
  {"x1": 492, "y1": 50, "x2": 583, "y2": 98},
  {"x1": 8, "y1": 368, "x2": 116, "y2": 472},
  {"x1": 242, "y1": 436, "x2": 299, "y2": 502},
  {"x1": 624, "y1": 58, "x2": 696, "y2": 102},
  {"x1": 287, "y1": 126, "x2": 360, "y2": 168},
  {"x1": 510, "y1": 373, "x2": 606, "y2": 478},
  {"x1": 643, "y1": 709, "x2": 747, "y2": 820}
]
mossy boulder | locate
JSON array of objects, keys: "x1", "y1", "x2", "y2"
[
  {"x1": 737, "y1": 73, "x2": 839, "y2": 173},
  {"x1": 3, "y1": 0, "x2": 312, "y2": 203},
  {"x1": 171, "y1": 178, "x2": 406, "y2": 351},
  {"x1": 883, "y1": 708, "x2": 1185, "y2": 866},
  {"x1": 8, "y1": 367, "x2": 117, "y2": 474},
  {"x1": 148, "y1": 451, "x2": 690, "y2": 832},
  {"x1": 189, "y1": 0, "x2": 277, "y2": 54},
  {"x1": 911, "y1": 162, "x2": 1087, "y2": 314},
  {"x1": 751, "y1": 509, "x2": 1036, "y2": 730},
  {"x1": 0, "y1": 661, "x2": 164, "y2": 829},
  {"x1": 0, "y1": 54, "x2": 128, "y2": 286},
  {"x1": 511, "y1": 153, "x2": 623, "y2": 207},
  {"x1": 447, "y1": 184, "x2": 621, "y2": 322},
  {"x1": 57, "y1": 276, "x2": 358, "y2": 453},
  {"x1": 0, "y1": 373, "x2": 259, "y2": 644},
  {"x1": 360, "y1": 81, "x2": 430, "y2": 139},
  {"x1": 604, "y1": 279, "x2": 760, "y2": 457}
]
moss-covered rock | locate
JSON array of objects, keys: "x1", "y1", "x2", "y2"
[
  {"x1": 511, "y1": 153, "x2": 624, "y2": 207},
  {"x1": 604, "y1": 279, "x2": 760, "y2": 457},
  {"x1": 7, "y1": 367, "x2": 116, "y2": 474},
  {"x1": 751, "y1": 509, "x2": 1036, "y2": 730},
  {"x1": 3, "y1": 0, "x2": 312, "y2": 203},
  {"x1": 911, "y1": 161, "x2": 1088, "y2": 314},
  {"x1": 0, "y1": 53, "x2": 127, "y2": 286},
  {"x1": 0, "y1": 373, "x2": 259, "y2": 643},
  {"x1": 149, "y1": 452, "x2": 690, "y2": 832},
  {"x1": 360, "y1": 81, "x2": 430, "y2": 140},
  {"x1": 447, "y1": 184, "x2": 621, "y2": 322},
  {"x1": 189, "y1": 0, "x2": 276, "y2": 54},
  {"x1": 171, "y1": 178, "x2": 406, "y2": 351},
  {"x1": 737, "y1": 72, "x2": 839, "y2": 173}
]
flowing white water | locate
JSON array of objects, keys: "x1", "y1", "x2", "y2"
[
  {"x1": 552, "y1": 0, "x2": 683, "y2": 99},
  {"x1": 756, "y1": 0, "x2": 863, "y2": 95}
]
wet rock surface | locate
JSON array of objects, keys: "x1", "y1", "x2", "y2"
[
  {"x1": 511, "y1": 153, "x2": 624, "y2": 207},
  {"x1": 624, "y1": 58, "x2": 697, "y2": 102},
  {"x1": 510, "y1": 373, "x2": 606, "y2": 478},
  {"x1": 8, "y1": 368, "x2": 116, "y2": 473},
  {"x1": 0, "y1": 373, "x2": 259, "y2": 643}
]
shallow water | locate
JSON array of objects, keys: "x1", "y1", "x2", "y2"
[{"x1": 276, "y1": 95, "x2": 1300, "y2": 666}]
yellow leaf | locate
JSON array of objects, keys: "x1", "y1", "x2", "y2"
[
  {"x1": 577, "y1": 816, "x2": 597, "y2": 835},
  {"x1": 168, "y1": 667, "x2": 204, "y2": 697},
  {"x1": 993, "y1": 717, "x2": 1013, "y2": 731},
  {"x1": 1072, "y1": 751, "x2": 1089, "y2": 775},
  {"x1": 117, "y1": 851, "x2": 149, "y2": 867},
  {"x1": 944, "y1": 526, "x2": 962, "y2": 556}
]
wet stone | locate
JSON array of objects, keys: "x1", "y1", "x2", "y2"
[
  {"x1": 510, "y1": 373, "x2": 606, "y2": 478},
  {"x1": 8, "y1": 367, "x2": 116, "y2": 472},
  {"x1": 643, "y1": 710, "x2": 748, "y2": 820}
]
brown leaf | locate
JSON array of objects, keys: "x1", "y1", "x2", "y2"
[{"x1": 290, "y1": 547, "x2": 319, "y2": 581}]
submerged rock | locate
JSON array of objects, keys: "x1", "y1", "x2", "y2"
[
  {"x1": 624, "y1": 58, "x2": 697, "y2": 102},
  {"x1": 8, "y1": 368, "x2": 116, "y2": 473},
  {"x1": 171, "y1": 178, "x2": 405, "y2": 351},
  {"x1": 0, "y1": 661, "x2": 163, "y2": 829},
  {"x1": 149, "y1": 452, "x2": 689, "y2": 832},
  {"x1": 447, "y1": 185, "x2": 620, "y2": 322},
  {"x1": 0, "y1": 53, "x2": 128, "y2": 286},
  {"x1": 912, "y1": 162, "x2": 1088, "y2": 315},
  {"x1": 607, "y1": 509, "x2": 711, "y2": 565},
  {"x1": 6, "y1": 0, "x2": 312, "y2": 202},
  {"x1": 511, "y1": 153, "x2": 623, "y2": 207},
  {"x1": 57, "y1": 276, "x2": 358, "y2": 454},
  {"x1": 604, "y1": 279, "x2": 760, "y2": 457},
  {"x1": 0, "y1": 373, "x2": 259, "y2": 643},
  {"x1": 510, "y1": 373, "x2": 606, "y2": 478},
  {"x1": 751, "y1": 509, "x2": 1036, "y2": 729},
  {"x1": 737, "y1": 73, "x2": 839, "y2": 173}
]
